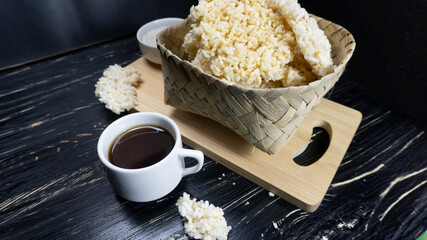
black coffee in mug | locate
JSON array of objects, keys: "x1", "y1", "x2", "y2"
[{"x1": 109, "y1": 125, "x2": 175, "y2": 169}]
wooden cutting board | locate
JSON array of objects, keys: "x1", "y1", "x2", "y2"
[{"x1": 131, "y1": 57, "x2": 362, "y2": 212}]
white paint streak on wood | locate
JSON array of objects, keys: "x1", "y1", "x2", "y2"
[
  {"x1": 379, "y1": 180, "x2": 426, "y2": 221},
  {"x1": 0, "y1": 130, "x2": 13, "y2": 138},
  {"x1": 73, "y1": 105, "x2": 91, "y2": 111},
  {"x1": 234, "y1": 215, "x2": 248, "y2": 228},
  {"x1": 51, "y1": 74, "x2": 94, "y2": 91},
  {"x1": 362, "y1": 145, "x2": 394, "y2": 165},
  {"x1": 340, "y1": 144, "x2": 376, "y2": 167},
  {"x1": 0, "y1": 116, "x2": 11, "y2": 123},
  {"x1": 70, "y1": 172, "x2": 93, "y2": 185},
  {"x1": 388, "y1": 131, "x2": 424, "y2": 161},
  {"x1": 380, "y1": 167, "x2": 427, "y2": 198},
  {"x1": 223, "y1": 187, "x2": 262, "y2": 210},
  {"x1": 0, "y1": 79, "x2": 48, "y2": 98},
  {"x1": 291, "y1": 215, "x2": 307, "y2": 225},
  {"x1": 148, "y1": 211, "x2": 173, "y2": 225},
  {"x1": 251, "y1": 198, "x2": 280, "y2": 218},
  {"x1": 30, "y1": 121, "x2": 43, "y2": 127},
  {"x1": 73, "y1": 102, "x2": 98, "y2": 111},
  {"x1": 114, "y1": 207, "x2": 176, "y2": 240},
  {"x1": 0, "y1": 111, "x2": 80, "y2": 139},
  {"x1": 0, "y1": 178, "x2": 62, "y2": 211},
  {"x1": 18, "y1": 106, "x2": 36, "y2": 114},
  {"x1": 42, "y1": 129, "x2": 56, "y2": 135},
  {"x1": 341, "y1": 139, "x2": 391, "y2": 167},
  {"x1": 52, "y1": 56, "x2": 66, "y2": 62},
  {"x1": 0, "y1": 87, "x2": 27, "y2": 98},
  {"x1": 4, "y1": 66, "x2": 31, "y2": 77},
  {"x1": 0, "y1": 145, "x2": 26, "y2": 158},
  {"x1": 330, "y1": 164, "x2": 385, "y2": 188},
  {"x1": 77, "y1": 133, "x2": 92, "y2": 137},
  {"x1": 85, "y1": 177, "x2": 103, "y2": 185},
  {"x1": 285, "y1": 209, "x2": 301, "y2": 218},
  {"x1": 0, "y1": 166, "x2": 99, "y2": 224},
  {"x1": 356, "y1": 110, "x2": 390, "y2": 134},
  {"x1": 52, "y1": 74, "x2": 64, "y2": 79},
  {"x1": 50, "y1": 111, "x2": 76, "y2": 121}
]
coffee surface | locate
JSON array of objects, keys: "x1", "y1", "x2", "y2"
[{"x1": 109, "y1": 125, "x2": 174, "y2": 169}]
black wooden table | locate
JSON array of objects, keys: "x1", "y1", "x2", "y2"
[{"x1": 1, "y1": 35, "x2": 426, "y2": 239}]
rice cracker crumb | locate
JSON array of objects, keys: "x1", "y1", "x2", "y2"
[{"x1": 95, "y1": 64, "x2": 141, "y2": 114}]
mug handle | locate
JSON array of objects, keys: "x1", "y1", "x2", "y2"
[{"x1": 179, "y1": 148, "x2": 204, "y2": 177}]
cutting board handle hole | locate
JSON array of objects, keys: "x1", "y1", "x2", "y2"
[{"x1": 293, "y1": 124, "x2": 331, "y2": 166}]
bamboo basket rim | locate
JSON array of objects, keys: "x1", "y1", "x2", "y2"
[{"x1": 156, "y1": 15, "x2": 356, "y2": 94}]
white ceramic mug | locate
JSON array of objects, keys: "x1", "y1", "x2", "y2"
[{"x1": 97, "y1": 112, "x2": 204, "y2": 202}]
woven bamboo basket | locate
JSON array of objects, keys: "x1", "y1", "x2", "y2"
[{"x1": 157, "y1": 16, "x2": 355, "y2": 154}]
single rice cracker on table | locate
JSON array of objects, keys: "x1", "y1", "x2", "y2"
[{"x1": 95, "y1": 64, "x2": 141, "y2": 114}]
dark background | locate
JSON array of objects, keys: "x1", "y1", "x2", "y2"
[
  {"x1": 299, "y1": 0, "x2": 427, "y2": 126},
  {"x1": 0, "y1": 0, "x2": 426, "y2": 125},
  {"x1": 0, "y1": 0, "x2": 197, "y2": 69}
]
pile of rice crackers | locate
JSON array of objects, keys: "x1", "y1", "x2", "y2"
[{"x1": 183, "y1": 0, "x2": 333, "y2": 88}]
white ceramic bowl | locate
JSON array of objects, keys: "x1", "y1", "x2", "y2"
[{"x1": 136, "y1": 18, "x2": 184, "y2": 65}]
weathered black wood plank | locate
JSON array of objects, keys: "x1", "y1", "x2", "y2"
[{"x1": 0, "y1": 35, "x2": 426, "y2": 239}]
